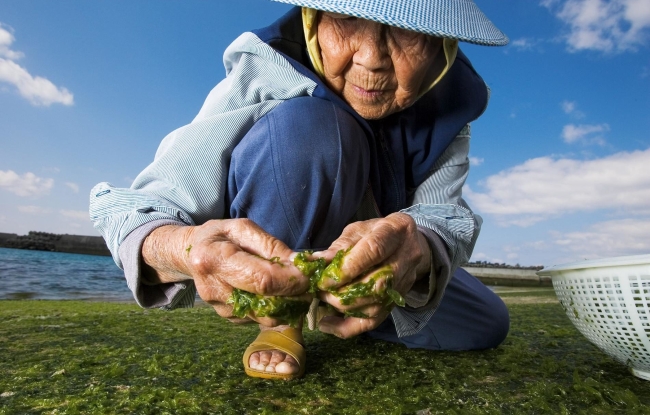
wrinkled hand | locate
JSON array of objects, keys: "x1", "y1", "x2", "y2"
[
  {"x1": 314, "y1": 213, "x2": 430, "y2": 338},
  {"x1": 142, "y1": 219, "x2": 310, "y2": 326}
]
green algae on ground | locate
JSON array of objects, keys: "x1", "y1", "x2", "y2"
[
  {"x1": 227, "y1": 288, "x2": 310, "y2": 327},
  {"x1": 2, "y1": 300, "x2": 650, "y2": 414}
]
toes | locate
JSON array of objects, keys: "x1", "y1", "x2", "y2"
[
  {"x1": 251, "y1": 350, "x2": 272, "y2": 371},
  {"x1": 248, "y1": 350, "x2": 300, "y2": 374},
  {"x1": 275, "y1": 355, "x2": 299, "y2": 375},
  {"x1": 249, "y1": 351, "x2": 260, "y2": 368}
]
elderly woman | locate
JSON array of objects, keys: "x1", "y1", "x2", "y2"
[{"x1": 90, "y1": 0, "x2": 510, "y2": 380}]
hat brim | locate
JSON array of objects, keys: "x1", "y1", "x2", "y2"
[{"x1": 270, "y1": 0, "x2": 508, "y2": 46}]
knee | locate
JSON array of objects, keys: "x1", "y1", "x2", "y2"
[
  {"x1": 228, "y1": 96, "x2": 370, "y2": 248},
  {"x1": 229, "y1": 96, "x2": 370, "y2": 201},
  {"x1": 265, "y1": 96, "x2": 369, "y2": 171},
  {"x1": 484, "y1": 297, "x2": 510, "y2": 349}
]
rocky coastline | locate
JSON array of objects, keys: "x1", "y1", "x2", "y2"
[{"x1": 0, "y1": 231, "x2": 110, "y2": 257}]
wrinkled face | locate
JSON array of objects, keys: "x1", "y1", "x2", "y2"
[{"x1": 317, "y1": 12, "x2": 443, "y2": 120}]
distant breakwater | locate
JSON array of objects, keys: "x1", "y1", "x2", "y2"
[
  {"x1": 463, "y1": 266, "x2": 552, "y2": 287},
  {"x1": 0, "y1": 232, "x2": 110, "y2": 257}
]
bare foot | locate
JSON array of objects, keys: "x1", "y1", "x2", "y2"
[{"x1": 248, "y1": 324, "x2": 303, "y2": 375}]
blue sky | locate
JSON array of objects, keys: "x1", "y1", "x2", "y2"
[{"x1": 1, "y1": 0, "x2": 648, "y2": 267}]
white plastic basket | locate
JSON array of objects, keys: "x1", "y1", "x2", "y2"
[{"x1": 538, "y1": 254, "x2": 650, "y2": 381}]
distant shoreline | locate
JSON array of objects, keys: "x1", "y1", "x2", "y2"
[
  {"x1": 0, "y1": 230, "x2": 545, "y2": 270},
  {"x1": 463, "y1": 261, "x2": 544, "y2": 271},
  {"x1": 0, "y1": 231, "x2": 110, "y2": 256}
]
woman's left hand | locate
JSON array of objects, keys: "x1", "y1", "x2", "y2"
[{"x1": 314, "y1": 213, "x2": 431, "y2": 338}]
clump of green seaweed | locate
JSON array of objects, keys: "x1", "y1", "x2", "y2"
[
  {"x1": 227, "y1": 248, "x2": 405, "y2": 325},
  {"x1": 293, "y1": 248, "x2": 349, "y2": 293},
  {"x1": 227, "y1": 289, "x2": 310, "y2": 327},
  {"x1": 334, "y1": 266, "x2": 405, "y2": 308}
]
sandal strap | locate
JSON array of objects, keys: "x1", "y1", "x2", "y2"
[
  {"x1": 246, "y1": 330, "x2": 304, "y2": 361},
  {"x1": 243, "y1": 327, "x2": 307, "y2": 379}
]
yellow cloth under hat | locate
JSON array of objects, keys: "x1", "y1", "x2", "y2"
[{"x1": 301, "y1": 7, "x2": 458, "y2": 98}]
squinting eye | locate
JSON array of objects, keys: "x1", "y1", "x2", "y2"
[
  {"x1": 326, "y1": 12, "x2": 355, "y2": 20},
  {"x1": 390, "y1": 26, "x2": 421, "y2": 40}
]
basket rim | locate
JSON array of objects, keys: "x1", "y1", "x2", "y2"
[{"x1": 537, "y1": 253, "x2": 650, "y2": 276}]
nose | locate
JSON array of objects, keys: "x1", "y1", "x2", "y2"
[{"x1": 352, "y1": 22, "x2": 391, "y2": 71}]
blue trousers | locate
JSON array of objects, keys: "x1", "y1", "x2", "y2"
[{"x1": 227, "y1": 97, "x2": 509, "y2": 351}]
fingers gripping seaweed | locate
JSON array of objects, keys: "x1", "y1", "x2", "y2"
[
  {"x1": 293, "y1": 248, "x2": 349, "y2": 293},
  {"x1": 227, "y1": 289, "x2": 310, "y2": 327},
  {"x1": 334, "y1": 266, "x2": 406, "y2": 307},
  {"x1": 227, "y1": 249, "x2": 405, "y2": 326}
]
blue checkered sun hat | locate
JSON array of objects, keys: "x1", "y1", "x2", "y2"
[{"x1": 270, "y1": 0, "x2": 508, "y2": 46}]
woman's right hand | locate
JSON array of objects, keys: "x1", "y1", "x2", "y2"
[{"x1": 141, "y1": 219, "x2": 311, "y2": 326}]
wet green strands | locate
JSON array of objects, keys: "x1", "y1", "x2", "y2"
[
  {"x1": 227, "y1": 289, "x2": 310, "y2": 327},
  {"x1": 332, "y1": 266, "x2": 405, "y2": 308},
  {"x1": 343, "y1": 310, "x2": 370, "y2": 318},
  {"x1": 387, "y1": 287, "x2": 405, "y2": 307},
  {"x1": 371, "y1": 267, "x2": 406, "y2": 307},
  {"x1": 268, "y1": 256, "x2": 282, "y2": 265},
  {"x1": 319, "y1": 248, "x2": 350, "y2": 285},
  {"x1": 293, "y1": 251, "x2": 328, "y2": 294},
  {"x1": 334, "y1": 277, "x2": 378, "y2": 306},
  {"x1": 253, "y1": 255, "x2": 285, "y2": 267},
  {"x1": 226, "y1": 248, "x2": 404, "y2": 324},
  {"x1": 294, "y1": 248, "x2": 350, "y2": 292}
]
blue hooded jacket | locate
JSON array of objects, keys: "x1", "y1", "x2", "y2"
[{"x1": 253, "y1": 7, "x2": 489, "y2": 215}]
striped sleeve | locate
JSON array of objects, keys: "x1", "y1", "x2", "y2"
[
  {"x1": 88, "y1": 32, "x2": 317, "y2": 310},
  {"x1": 393, "y1": 124, "x2": 482, "y2": 337}
]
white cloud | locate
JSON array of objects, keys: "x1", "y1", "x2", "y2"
[
  {"x1": 562, "y1": 123, "x2": 609, "y2": 144},
  {"x1": 550, "y1": 218, "x2": 650, "y2": 258},
  {"x1": 0, "y1": 59, "x2": 74, "y2": 106},
  {"x1": 542, "y1": 0, "x2": 650, "y2": 52},
  {"x1": 469, "y1": 252, "x2": 505, "y2": 264},
  {"x1": 0, "y1": 25, "x2": 24, "y2": 60},
  {"x1": 0, "y1": 170, "x2": 54, "y2": 197},
  {"x1": 526, "y1": 240, "x2": 551, "y2": 251},
  {"x1": 18, "y1": 205, "x2": 52, "y2": 215},
  {"x1": 469, "y1": 156, "x2": 484, "y2": 166},
  {"x1": 464, "y1": 148, "x2": 650, "y2": 225},
  {"x1": 60, "y1": 210, "x2": 89, "y2": 221},
  {"x1": 510, "y1": 38, "x2": 537, "y2": 51},
  {"x1": 561, "y1": 100, "x2": 586, "y2": 118},
  {"x1": 0, "y1": 24, "x2": 73, "y2": 106},
  {"x1": 561, "y1": 100, "x2": 576, "y2": 114},
  {"x1": 65, "y1": 182, "x2": 79, "y2": 193}
]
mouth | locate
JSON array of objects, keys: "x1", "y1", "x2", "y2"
[{"x1": 350, "y1": 84, "x2": 387, "y2": 99}]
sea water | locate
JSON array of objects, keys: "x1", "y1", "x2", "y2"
[{"x1": 0, "y1": 247, "x2": 132, "y2": 301}]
